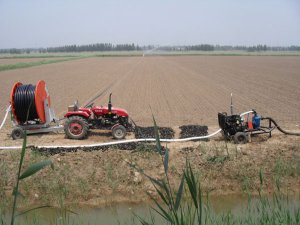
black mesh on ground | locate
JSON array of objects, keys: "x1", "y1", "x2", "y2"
[
  {"x1": 31, "y1": 125, "x2": 209, "y2": 155},
  {"x1": 134, "y1": 126, "x2": 175, "y2": 139},
  {"x1": 179, "y1": 125, "x2": 208, "y2": 139},
  {"x1": 31, "y1": 142, "x2": 151, "y2": 155},
  {"x1": 31, "y1": 147, "x2": 78, "y2": 155},
  {"x1": 30, "y1": 141, "x2": 170, "y2": 155}
]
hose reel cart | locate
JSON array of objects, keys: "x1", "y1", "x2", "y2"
[{"x1": 10, "y1": 80, "x2": 62, "y2": 139}]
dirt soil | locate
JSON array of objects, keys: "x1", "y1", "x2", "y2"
[
  {"x1": 0, "y1": 133, "x2": 299, "y2": 209},
  {"x1": 0, "y1": 56, "x2": 299, "y2": 128},
  {"x1": 0, "y1": 55, "x2": 299, "y2": 208}
]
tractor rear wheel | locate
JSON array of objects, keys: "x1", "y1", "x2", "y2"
[
  {"x1": 112, "y1": 125, "x2": 126, "y2": 139},
  {"x1": 233, "y1": 132, "x2": 248, "y2": 144},
  {"x1": 64, "y1": 116, "x2": 89, "y2": 139}
]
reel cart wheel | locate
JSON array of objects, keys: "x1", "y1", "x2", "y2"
[
  {"x1": 112, "y1": 124, "x2": 126, "y2": 139},
  {"x1": 11, "y1": 127, "x2": 25, "y2": 140},
  {"x1": 233, "y1": 132, "x2": 248, "y2": 144},
  {"x1": 64, "y1": 116, "x2": 89, "y2": 139}
]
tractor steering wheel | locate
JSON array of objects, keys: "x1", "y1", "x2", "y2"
[{"x1": 86, "y1": 102, "x2": 94, "y2": 108}]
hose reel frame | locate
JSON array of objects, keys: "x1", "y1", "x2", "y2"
[
  {"x1": 10, "y1": 80, "x2": 51, "y2": 124},
  {"x1": 9, "y1": 80, "x2": 62, "y2": 139}
]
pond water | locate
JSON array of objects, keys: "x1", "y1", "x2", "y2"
[{"x1": 3, "y1": 194, "x2": 299, "y2": 225}]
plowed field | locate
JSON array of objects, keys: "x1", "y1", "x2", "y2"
[
  {"x1": 0, "y1": 55, "x2": 299, "y2": 208},
  {"x1": 0, "y1": 56, "x2": 299, "y2": 128}
]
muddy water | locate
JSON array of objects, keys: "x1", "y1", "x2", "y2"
[{"x1": 9, "y1": 194, "x2": 299, "y2": 225}]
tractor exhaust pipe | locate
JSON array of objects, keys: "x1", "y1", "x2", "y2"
[
  {"x1": 230, "y1": 93, "x2": 234, "y2": 115},
  {"x1": 108, "y1": 93, "x2": 112, "y2": 112}
]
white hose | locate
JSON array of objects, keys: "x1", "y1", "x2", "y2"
[
  {"x1": 240, "y1": 110, "x2": 254, "y2": 117},
  {"x1": 0, "y1": 105, "x2": 11, "y2": 130},
  {"x1": 36, "y1": 129, "x2": 222, "y2": 149},
  {"x1": 0, "y1": 146, "x2": 22, "y2": 150},
  {"x1": 0, "y1": 110, "x2": 253, "y2": 151},
  {"x1": 0, "y1": 129, "x2": 222, "y2": 150}
]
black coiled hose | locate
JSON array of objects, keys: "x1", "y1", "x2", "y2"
[
  {"x1": 14, "y1": 84, "x2": 38, "y2": 123},
  {"x1": 263, "y1": 117, "x2": 300, "y2": 136}
]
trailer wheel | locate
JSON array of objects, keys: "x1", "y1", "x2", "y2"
[
  {"x1": 233, "y1": 132, "x2": 248, "y2": 144},
  {"x1": 64, "y1": 116, "x2": 89, "y2": 139},
  {"x1": 112, "y1": 125, "x2": 126, "y2": 139},
  {"x1": 11, "y1": 127, "x2": 25, "y2": 140}
]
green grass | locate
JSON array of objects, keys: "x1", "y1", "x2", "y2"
[
  {"x1": 0, "y1": 57, "x2": 84, "y2": 72},
  {"x1": 0, "y1": 54, "x2": 80, "y2": 59},
  {"x1": 128, "y1": 116, "x2": 300, "y2": 225},
  {"x1": 0, "y1": 51, "x2": 143, "y2": 59},
  {"x1": 0, "y1": 116, "x2": 299, "y2": 225},
  {"x1": 0, "y1": 51, "x2": 144, "y2": 72},
  {"x1": 1, "y1": 50, "x2": 299, "y2": 60},
  {"x1": 7, "y1": 129, "x2": 53, "y2": 225}
]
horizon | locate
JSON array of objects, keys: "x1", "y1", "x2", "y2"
[{"x1": 1, "y1": 43, "x2": 300, "y2": 50}]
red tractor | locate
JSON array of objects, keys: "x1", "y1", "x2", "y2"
[{"x1": 64, "y1": 94, "x2": 130, "y2": 140}]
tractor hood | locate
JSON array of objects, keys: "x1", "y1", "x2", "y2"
[
  {"x1": 92, "y1": 106, "x2": 129, "y2": 117},
  {"x1": 111, "y1": 107, "x2": 129, "y2": 117}
]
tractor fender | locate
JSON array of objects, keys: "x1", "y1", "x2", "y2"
[
  {"x1": 64, "y1": 111, "x2": 90, "y2": 118},
  {"x1": 78, "y1": 108, "x2": 92, "y2": 115},
  {"x1": 111, "y1": 123, "x2": 120, "y2": 131}
]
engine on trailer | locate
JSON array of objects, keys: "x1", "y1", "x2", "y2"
[
  {"x1": 217, "y1": 110, "x2": 281, "y2": 144},
  {"x1": 218, "y1": 112, "x2": 246, "y2": 139}
]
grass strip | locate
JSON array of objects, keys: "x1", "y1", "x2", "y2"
[
  {"x1": 0, "y1": 57, "x2": 84, "y2": 72},
  {"x1": 0, "y1": 51, "x2": 143, "y2": 59},
  {"x1": 0, "y1": 55, "x2": 80, "y2": 59}
]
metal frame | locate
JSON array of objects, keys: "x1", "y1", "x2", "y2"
[
  {"x1": 245, "y1": 117, "x2": 276, "y2": 138},
  {"x1": 11, "y1": 98, "x2": 63, "y2": 135}
]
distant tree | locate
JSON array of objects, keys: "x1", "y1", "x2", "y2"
[{"x1": 263, "y1": 45, "x2": 267, "y2": 51}]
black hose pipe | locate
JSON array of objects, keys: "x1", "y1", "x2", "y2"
[
  {"x1": 262, "y1": 117, "x2": 300, "y2": 136},
  {"x1": 14, "y1": 84, "x2": 38, "y2": 123}
]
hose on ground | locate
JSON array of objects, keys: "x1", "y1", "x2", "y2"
[
  {"x1": 0, "y1": 105, "x2": 11, "y2": 130},
  {"x1": 0, "y1": 129, "x2": 222, "y2": 150},
  {"x1": 263, "y1": 117, "x2": 300, "y2": 136},
  {"x1": 1, "y1": 111, "x2": 299, "y2": 151}
]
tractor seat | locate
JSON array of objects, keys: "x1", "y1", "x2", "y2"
[{"x1": 68, "y1": 104, "x2": 78, "y2": 112}]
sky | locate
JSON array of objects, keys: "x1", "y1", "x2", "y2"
[{"x1": 0, "y1": 0, "x2": 299, "y2": 48}]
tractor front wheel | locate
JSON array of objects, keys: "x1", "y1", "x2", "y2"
[
  {"x1": 64, "y1": 116, "x2": 89, "y2": 139},
  {"x1": 233, "y1": 132, "x2": 248, "y2": 144},
  {"x1": 112, "y1": 125, "x2": 126, "y2": 139}
]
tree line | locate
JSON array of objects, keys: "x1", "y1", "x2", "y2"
[
  {"x1": 1, "y1": 43, "x2": 300, "y2": 54},
  {"x1": 0, "y1": 43, "x2": 142, "y2": 54},
  {"x1": 214, "y1": 45, "x2": 300, "y2": 52},
  {"x1": 157, "y1": 44, "x2": 300, "y2": 52},
  {"x1": 47, "y1": 43, "x2": 142, "y2": 52},
  {"x1": 158, "y1": 44, "x2": 214, "y2": 51}
]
